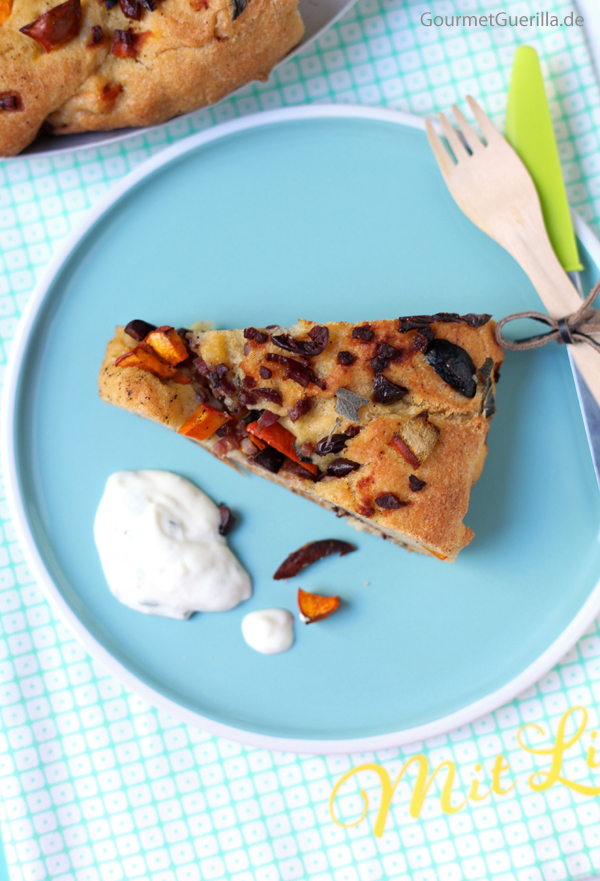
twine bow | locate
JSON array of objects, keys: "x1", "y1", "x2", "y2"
[{"x1": 494, "y1": 279, "x2": 600, "y2": 353}]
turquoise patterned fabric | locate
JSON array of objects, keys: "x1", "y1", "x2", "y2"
[{"x1": 3, "y1": 1, "x2": 600, "y2": 879}]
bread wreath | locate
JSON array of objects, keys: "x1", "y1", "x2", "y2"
[{"x1": 0, "y1": 0, "x2": 303, "y2": 155}]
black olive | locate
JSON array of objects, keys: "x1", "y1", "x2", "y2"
[
  {"x1": 243, "y1": 327, "x2": 269, "y2": 344},
  {"x1": 425, "y1": 340, "x2": 477, "y2": 398},
  {"x1": 374, "y1": 493, "x2": 408, "y2": 509},
  {"x1": 398, "y1": 315, "x2": 433, "y2": 333},
  {"x1": 218, "y1": 504, "x2": 235, "y2": 536},
  {"x1": 124, "y1": 319, "x2": 157, "y2": 341},
  {"x1": 241, "y1": 409, "x2": 262, "y2": 424},
  {"x1": 315, "y1": 434, "x2": 348, "y2": 456},
  {"x1": 326, "y1": 458, "x2": 361, "y2": 477},
  {"x1": 398, "y1": 312, "x2": 490, "y2": 332},
  {"x1": 372, "y1": 374, "x2": 408, "y2": 404},
  {"x1": 271, "y1": 326, "x2": 329, "y2": 357},
  {"x1": 352, "y1": 324, "x2": 375, "y2": 341},
  {"x1": 253, "y1": 446, "x2": 285, "y2": 473},
  {"x1": 371, "y1": 342, "x2": 400, "y2": 374}
]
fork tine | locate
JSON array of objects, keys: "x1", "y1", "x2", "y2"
[
  {"x1": 437, "y1": 111, "x2": 469, "y2": 162},
  {"x1": 451, "y1": 104, "x2": 484, "y2": 153},
  {"x1": 465, "y1": 95, "x2": 500, "y2": 142},
  {"x1": 424, "y1": 120, "x2": 455, "y2": 176}
]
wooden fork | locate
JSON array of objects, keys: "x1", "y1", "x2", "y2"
[{"x1": 425, "y1": 96, "x2": 600, "y2": 410}]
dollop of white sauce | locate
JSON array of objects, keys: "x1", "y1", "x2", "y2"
[
  {"x1": 94, "y1": 470, "x2": 251, "y2": 619},
  {"x1": 242, "y1": 609, "x2": 294, "y2": 655}
]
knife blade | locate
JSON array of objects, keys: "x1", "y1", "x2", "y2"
[{"x1": 505, "y1": 44, "x2": 600, "y2": 489}]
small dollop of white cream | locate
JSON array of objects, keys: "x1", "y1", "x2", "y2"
[
  {"x1": 242, "y1": 609, "x2": 294, "y2": 655},
  {"x1": 94, "y1": 470, "x2": 251, "y2": 619}
]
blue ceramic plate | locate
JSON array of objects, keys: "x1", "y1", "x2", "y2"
[{"x1": 4, "y1": 106, "x2": 600, "y2": 753}]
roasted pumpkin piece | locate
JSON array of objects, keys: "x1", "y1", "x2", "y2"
[
  {"x1": 246, "y1": 421, "x2": 319, "y2": 476},
  {"x1": 424, "y1": 546, "x2": 448, "y2": 561},
  {"x1": 144, "y1": 326, "x2": 188, "y2": 366},
  {"x1": 114, "y1": 344, "x2": 190, "y2": 384},
  {"x1": 178, "y1": 404, "x2": 230, "y2": 441},
  {"x1": 390, "y1": 411, "x2": 440, "y2": 469},
  {"x1": 297, "y1": 588, "x2": 340, "y2": 624},
  {"x1": 0, "y1": 0, "x2": 13, "y2": 27},
  {"x1": 101, "y1": 82, "x2": 122, "y2": 106},
  {"x1": 20, "y1": 0, "x2": 81, "y2": 52}
]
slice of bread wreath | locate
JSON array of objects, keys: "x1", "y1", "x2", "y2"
[{"x1": 99, "y1": 314, "x2": 504, "y2": 561}]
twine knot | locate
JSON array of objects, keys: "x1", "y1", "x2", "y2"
[{"x1": 495, "y1": 279, "x2": 600, "y2": 353}]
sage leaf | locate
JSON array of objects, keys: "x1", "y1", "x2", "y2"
[{"x1": 335, "y1": 388, "x2": 368, "y2": 423}]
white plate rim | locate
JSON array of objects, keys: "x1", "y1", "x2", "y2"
[{"x1": 3, "y1": 103, "x2": 600, "y2": 755}]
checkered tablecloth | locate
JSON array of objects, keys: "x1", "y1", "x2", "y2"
[{"x1": 3, "y1": 1, "x2": 600, "y2": 879}]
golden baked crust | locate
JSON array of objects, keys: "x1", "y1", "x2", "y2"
[
  {"x1": 0, "y1": 0, "x2": 303, "y2": 156},
  {"x1": 99, "y1": 317, "x2": 504, "y2": 561}
]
